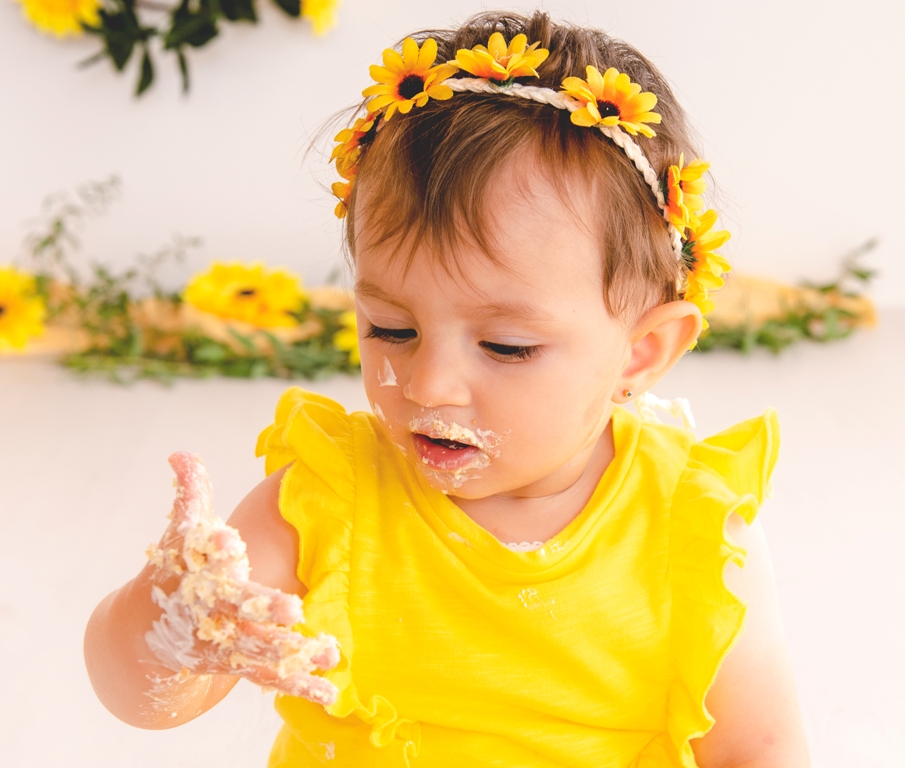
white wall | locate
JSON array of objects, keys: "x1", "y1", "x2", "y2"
[{"x1": 2, "y1": 0, "x2": 903, "y2": 306}]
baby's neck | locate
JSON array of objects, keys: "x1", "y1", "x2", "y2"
[{"x1": 451, "y1": 423, "x2": 615, "y2": 545}]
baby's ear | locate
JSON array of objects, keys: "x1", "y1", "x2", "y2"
[{"x1": 613, "y1": 301, "x2": 702, "y2": 403}]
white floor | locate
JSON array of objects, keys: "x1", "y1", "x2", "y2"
[{"x1": 1, "y1": 313, "x2": 903, "y2": 768}]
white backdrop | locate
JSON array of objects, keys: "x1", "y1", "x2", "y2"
[{"x1": 1, "y1": 0, "x2": 903, "y2": 306}]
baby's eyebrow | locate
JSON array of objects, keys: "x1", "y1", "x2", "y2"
[
  {"x1": 354, "y1": 280, "x2": 409, "y2": 310},
  {"x1": 468, "y1": 301, "x2": 556, "y2": 325},
  {"x1": 355, "y1": 280, "x2": 555, "y2": 325}
]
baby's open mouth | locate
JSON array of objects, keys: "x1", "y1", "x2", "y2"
[
  {"x1": 412, "y1": 432, "x2": 484, "y2": 472},
  {"x1": 422, "y1": 436, "x2": 473, "y2": 450}
]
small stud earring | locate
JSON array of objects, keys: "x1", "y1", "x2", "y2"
[{"x1": 623, "y1": 389, "x2": 633, "y2": 398}]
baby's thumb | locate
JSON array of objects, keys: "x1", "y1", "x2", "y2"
[{"x1": 167, "y1": 452, "x2": 213, "y2": 532}]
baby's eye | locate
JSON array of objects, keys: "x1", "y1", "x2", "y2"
[
  {"x1": 365, "y1": 323, "x2": 417, "y2": 343},
  {"x1": 479, "y1": 341, "x2": 542, "y2": 362}
]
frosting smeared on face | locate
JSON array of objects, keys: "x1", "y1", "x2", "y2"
[{"x1": 377, "y1": 357, "x2": 398, "y2": 387}]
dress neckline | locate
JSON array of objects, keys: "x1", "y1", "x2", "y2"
[{"x1": 412, "y1": 406, "x2": 641, "y2": 581}]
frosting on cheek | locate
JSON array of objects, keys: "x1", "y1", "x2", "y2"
[{"x1": 377, "y1": 357, "x2": 398, "y2": 387}]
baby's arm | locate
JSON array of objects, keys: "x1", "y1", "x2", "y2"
[
  {"x1": 690, "y1": 515, "x2": 811, "y2": 767},
  {"x1": 84, "y1": 454, "x2": 337, "y2": 729}
]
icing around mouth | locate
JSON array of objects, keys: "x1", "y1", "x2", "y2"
[
  {"x1": 408, "y1": 411, "x2": 503, "y2": 456},
  {"x1": 407, "y1": 411, "x2": 505, "y2": 487}
]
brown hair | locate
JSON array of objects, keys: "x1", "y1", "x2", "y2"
[{"x1": 341, "y1": 10, "x2": 703, "y2": 321}]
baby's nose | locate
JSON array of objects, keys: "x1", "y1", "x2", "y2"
[{"x1": 403, "y1": 344, "x2": 471, "y2": 409}]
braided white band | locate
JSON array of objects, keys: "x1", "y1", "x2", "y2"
[{"x1": 445, "y1": 78, "x2": 685, "y2": 264}]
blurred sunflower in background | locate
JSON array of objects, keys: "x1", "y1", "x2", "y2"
[
  {"x1": 332, "y1": 310, "x2": 359, "y2": 365},
  {"x1": 303, "y1": 0, "x2": 339, "y2": 36},
  {"x1": 16, "y1": 0, "x2": 101, "y2": 37},
  {"x1": 0, "y1": 266, "x2": 46, "y2": 350},
  {"x1": 184, "y1": 262, "x2": 307, "y2": 328}
]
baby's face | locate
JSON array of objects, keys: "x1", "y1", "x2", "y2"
[{"x1": 355, "y1": 177, "x2": 632, "y2": 502}]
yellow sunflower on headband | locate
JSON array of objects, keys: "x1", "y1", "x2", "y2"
[
  {"x1": 453, "y1": 32, "x2": 549, "y2": 84},
  {"x1": 681, "y1": 209, "x2": 731, "y2": 330},
  {"x1": 665, "y1": 154, "x2": 710, "y2": 231},
  {"x1": 363, "y1": 37, "x2": 458, "y2": 120},
  {"x1": 561, "y1": 65, "x2": 661, "y2": 137}
]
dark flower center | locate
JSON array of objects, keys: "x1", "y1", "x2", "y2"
[
  {"x1": 236, "y1": 288, "x2": 257, "y2": 298},
  {"x1": 0, "y1": 304, "x2": 5, "y2": 316},
  {"x1": 598, "y1": 100, "x2": 620, "y2": 118},
  {"x1": 397, "y1": 74, "x2": 425, "y2": 100}
]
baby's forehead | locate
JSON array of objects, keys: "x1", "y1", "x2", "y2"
[
  {"x1": 354, "y1": 225, "x2": 607, "y2": 321},
  {"x1": 354, "y1": 158, "x2": 600, "y2": 268}
]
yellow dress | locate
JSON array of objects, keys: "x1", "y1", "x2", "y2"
[{"x1": 255, "y1": 388, "x2": 779, "y2": 768}]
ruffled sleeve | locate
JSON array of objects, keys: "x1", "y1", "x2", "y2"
[
  {"x1": 255, "y1": 388, "x2": 357, "y2": 703},
  {"x1": 666, "y1": 409, "x2": 780, "y2": 766},
  {"x1": 254, "y1": 387, "x2": 355, "y2": 588},
  {"x1": 257, "y1": 388, "x2": 414, "y2": 743}
]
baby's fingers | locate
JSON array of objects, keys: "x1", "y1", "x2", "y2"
[
  {"x1": 167, "y1": 452, "x2": 214, "y2": 532},
  {"x1": 241, "y1": 663, "x2": 339, "y2": 706},
  {"x1": 234, "y1": 581, "x2": 304, "y2": 627}
]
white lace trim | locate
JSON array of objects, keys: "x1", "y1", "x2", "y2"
[{"x1": 502, "y1": 540, "x2": 546, "y2": 552}]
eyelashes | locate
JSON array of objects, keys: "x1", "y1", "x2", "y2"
[
  {"x1": 365, "y1": 323, "x2": 541, "y2": 362},
  {"x1": 478, "y1": 341, "x2": 541, "y2": 361},
  {"x1": 364, "y1": 324, "x2": 417, "y2": 343}
]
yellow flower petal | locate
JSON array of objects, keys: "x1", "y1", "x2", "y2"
[
  {"x1": 425, "y1": 83, "x2": 453, "y2": 100},
  {"x1": 381, "y1": 47, "x2": 406, "y2": 74},
  {"x1": 488, "y1": 32, "x2": 507, "y2": 59},
  {"x1": 509, "y1": 33, "x2": 528, "y2": 54},
  {"x1": 401, "y1": 37, "x2": 420, "y2": 68},
  {"x1": 570, "y1": 107, "x2": 600, "y2": 127},
  {"x1": 417, "y1": 37, "x2": 438, "y2": 69}
]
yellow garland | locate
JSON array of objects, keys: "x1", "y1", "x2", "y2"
[
  {"x1": 183, "y1": 262, "x2": 307, "y2": 329},
  {"x1": 332, "y1": 310, "x2": 360, "y2": 364}
]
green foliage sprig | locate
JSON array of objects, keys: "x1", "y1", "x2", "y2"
[
  {"x1": 694, "y1": 241, "x2": 877, "y2": 354},
  {"x1": 79, "y1": 0, "x2": 328, "y2": 96},
  {"x1": 22, "y1": 177, "x2": 358, "y2": 383}
]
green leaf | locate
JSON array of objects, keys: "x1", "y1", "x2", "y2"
[
  {"x1": 164, "y1": 1, "x2": 219, "y2": 49},
  {"x1": 94, "y1": 5, "x2": 150, "y2": 71},
  {"x1": 220, "y1": 0, "x2": 258, "y2": 22},
  {"x1": 176, "y1": 49, "x2": 190, "y2": 93},
  {"x1": 191, "y1": 341, "x2": 228, "y2": 363},
  {"x1": 136, "y1": 48, "x2": 154, "y2": 96},
  {"x1": 227, "y1": 327, "x2": 257, "y2": 353},
  {"x1": 272, "y1": 0, "x2": 301, "y2": 17}
]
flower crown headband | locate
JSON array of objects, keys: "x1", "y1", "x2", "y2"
[{"x1": 331, "y1": 33, "x2": 731, "y2": 329}]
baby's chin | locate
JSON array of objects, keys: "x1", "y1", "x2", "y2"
[{"x1": 413, "y1": 460, "x2": 491, "y2": 497}]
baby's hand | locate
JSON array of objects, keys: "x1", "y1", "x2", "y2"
[{"x1": 144, "y1": 452, "x2": 339, "y2": 706}]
